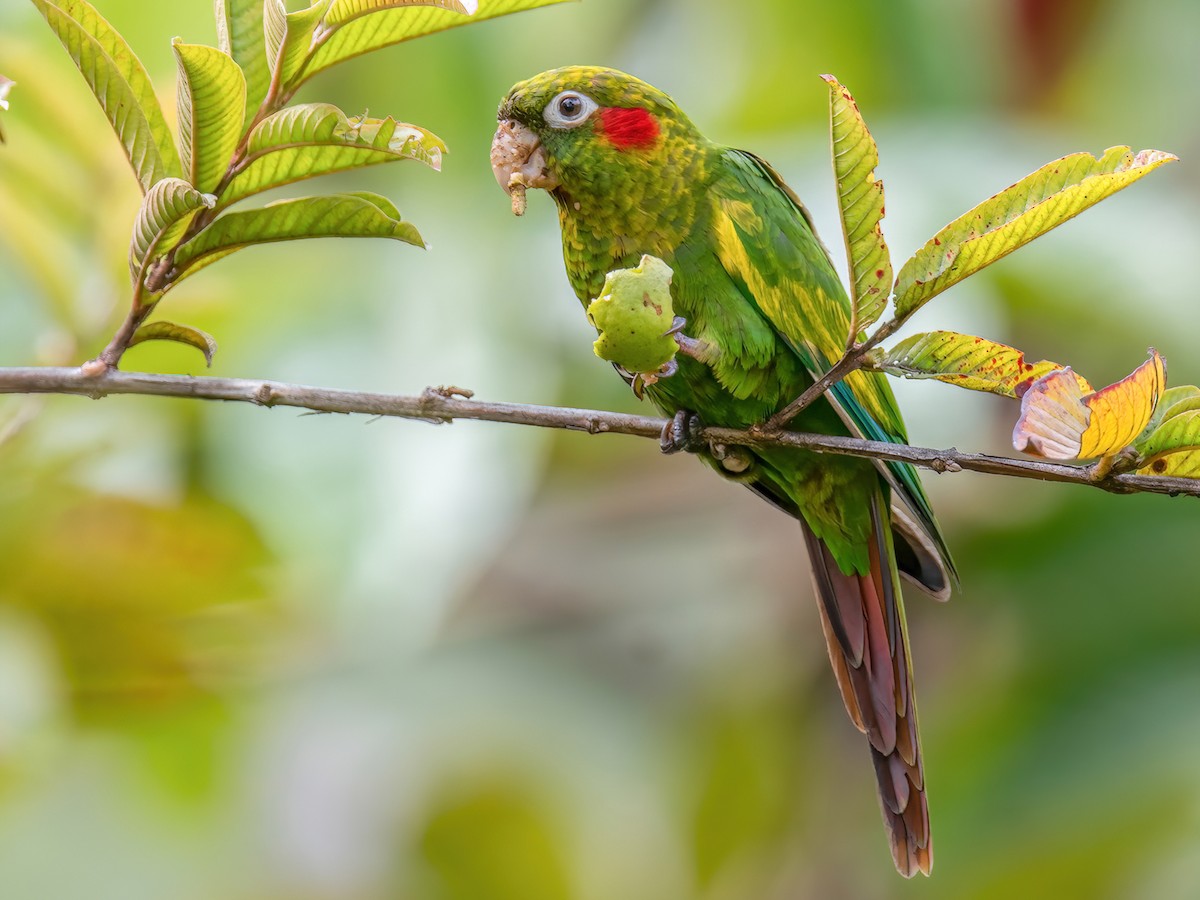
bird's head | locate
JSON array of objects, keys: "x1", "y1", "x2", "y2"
[{"x1": 491, "y1": 66, "x2": 701, "y2": 211}]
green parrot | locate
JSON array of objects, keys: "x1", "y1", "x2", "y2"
[{"x1": 491, "y1": 66, "x2": 955, "y2": 877}]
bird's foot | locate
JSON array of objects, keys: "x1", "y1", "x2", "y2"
[
  {"x1": 666, "y1": 316, "x2": 719, "y2": 365},
  {"x1": 628, "y1": 359, "x2": 678, "y2": 400},
  {"x1": 628, "y1": 318, "x2": 718, "y2": 399},
  {"x1": 660, "y1": 409, "x2": 707, "y2": 455},
  {"x1": 710, "y1": 442, "x2": 756, "y2": 478}
]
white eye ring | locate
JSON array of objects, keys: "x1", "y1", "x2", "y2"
[{"x1": 544, "y1": 91, "x2": 598, "y2": 129}]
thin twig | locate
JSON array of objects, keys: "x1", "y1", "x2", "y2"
[
  {"x1": 762, "y1": 347, "x2": 868, "y2": 432},
  {"x1": 0, "y1": 366, "x2": 1195, "y2": 498},
  {"x1": 762, "y1": 318, "x2": 903, "y2": 432}
]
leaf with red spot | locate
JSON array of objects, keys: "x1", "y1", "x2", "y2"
[
  {"x1": 821, "y1": 75, "x2": 891, "y2": 345},
  {"x1": 1139, "y1": 449, "x2": 1200, "y2": 479},
  {"x1": 1134, "y1": 385, "x2": 1200, "y2": 478},
  {"x1": 1013, "y1": 349, "x2": 1166, "y2": 460},
  {"x1": 868, "y1": 331, "x2": 1090, "y2": 398},
  {"x1": 893, "y1": 147, "x2": 1177, "y2": 321}
]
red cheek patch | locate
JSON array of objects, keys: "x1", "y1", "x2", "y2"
[{"x1": 596, "y1": 107, "x2": 660, "y2": 150}]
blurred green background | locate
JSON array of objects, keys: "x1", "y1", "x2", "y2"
[{"x1": 1, "y1": 1, "x2": 1199, "y2": 897}]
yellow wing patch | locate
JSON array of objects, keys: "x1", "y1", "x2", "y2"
[{"x1": 712, "y1": 196, "x2": 907, "y2": 441}]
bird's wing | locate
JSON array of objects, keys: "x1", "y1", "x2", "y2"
[{"x1": 710, "y1": 147, "x2": 955, "y2": 587}]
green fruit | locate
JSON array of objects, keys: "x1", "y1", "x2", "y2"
[{"x1": 587, "y1": 255, "x2": 677, "y2": 374}]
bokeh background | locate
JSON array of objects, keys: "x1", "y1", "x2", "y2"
[{"x1": 1, "y1": 1, "x2": 1199, "y2": 897}]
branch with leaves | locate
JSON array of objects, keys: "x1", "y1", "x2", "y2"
[
  {"x1": 5, "y1": 0, "x2": 1198, "y2": 498},
  {"x1": 756, "y1": 78, "x2": 1194, "y2": 481},
  {"x1": 579, "y1": 80, "x2": 1191, "y2": 483},
  {"x1": 1, "y1": 367, "x2": 1196, "y2": 499},
  {"x1": 27, "y1": 0, "x2": 574, "y2": 372}
]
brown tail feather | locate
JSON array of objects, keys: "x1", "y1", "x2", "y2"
[{"x1": 800, "y1": 494, "x2": 932, "y2": 877}]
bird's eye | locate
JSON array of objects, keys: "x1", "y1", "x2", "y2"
[{"x1": 544, "y1": 90, "x2": 598, "y2": 129}]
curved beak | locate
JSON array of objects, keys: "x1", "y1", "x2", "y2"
[{"x1": 490, "y1": 119, "x2": 559, "y2": 216}]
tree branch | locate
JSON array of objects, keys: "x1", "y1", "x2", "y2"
[{"x1": 1, "y1": 366, "x2": 1196, "y2": 498}]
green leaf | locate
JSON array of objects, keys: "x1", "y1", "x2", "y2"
[
  {"x1": 129, "y1": 320, "x2": 219, "y2": 367},
  {"x1": 325, "y1": 0, "x2": 476, "y2": 27},
  {"x1": 869, "y1": 331, "x2": 1092, "y2": 399},
  {"x1": 30, "y1": 0, "x2": 182, "y2": 191},
  {"x1": 1137, "y1": 408, "x2": 1200, "y2": 464},
  {"x1": 821, "y1": 75, "x2": 890, "y2": 342},
  {"x1": 129, "y1": 177, "x2": 215, "y2": 283},
  {"x1": 298, "y1": 0, "x2": 576, "y2": 86},
  {"x1": 0, "y1": 74, "x2": 13, "y2": 144},
  {"x1": 214, "y1": 0, "x2": 271, "y2": 122},
  {"x1": 174, "y1": 41, "x2": 247, "y2": 193},
  {"x1": 265, "y1": 0, "x2": 334, "y2": 92},
  {"x1": 1134, "y1": 387, "x2": 1200, "y2": 474},
  {"x1": 893, "y1": 147, "x2": 1178, "y2": 319},
  {"x1": 218, "y1": 103, "x2": 444, "y2": 209},
  {"x1": 171, "y1": 191, "x2": 423, "y2": 281},
  {"x1": 1139, "y1": 384, "x2": 1200, "y2": 438}
]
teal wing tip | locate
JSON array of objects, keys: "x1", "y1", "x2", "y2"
[{"x1": 826, "y1": 382, "x2": 958, "y2": 594}]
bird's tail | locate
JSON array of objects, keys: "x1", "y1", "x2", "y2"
[{"x1": 800, "y1": 491, "x2": 932, "y2": 877}]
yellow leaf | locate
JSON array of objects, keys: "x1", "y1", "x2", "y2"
[
  {"x1": 894, "y1": 147, "x2": 1177, "y2": 319},
  {"x1": 871, "y1": 331, "x2": 1092, "y2": 398},
  {"x1": 1013, "y1": 350, "x2": 1165, "y2": 460},
  {"x1": 1079, "y1": 350, "x2": 1166, "y2": 458},
  {"x1": 1140, "y1": 450, "x2": 1200, "y2": 479},
  {"x1": 1135, "y1": 406, "x2": 1200, "y2": 479}
]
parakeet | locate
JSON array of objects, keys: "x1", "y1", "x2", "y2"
[{"x1": 491, "y1": 66, "x2": 955, "y2": 877}]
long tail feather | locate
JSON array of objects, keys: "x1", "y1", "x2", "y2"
[{"x1": 800, "y1": 492, "x2": 932, "y2": 877}]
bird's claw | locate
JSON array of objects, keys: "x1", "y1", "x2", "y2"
[
  {"x1": 628, "y1": 359, "x2": 679, "y2": 399},
  {"x1": 660, "y1": 409, "x2": 706, "y2": 455},
  {"x1": 650, "y1": 359, "x2": 680, "y2": 384},
  {"x1": 664, "y1": 315, "x2": 718, "y2": 366},
  {"x1": 664, "y1": 315, "x2": 688, "y2": 337}
]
